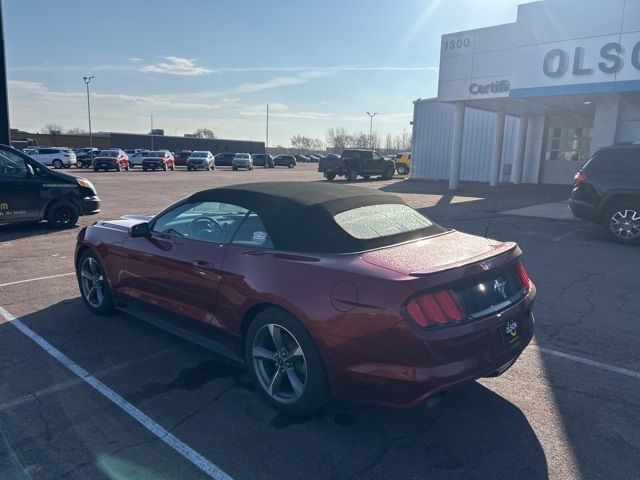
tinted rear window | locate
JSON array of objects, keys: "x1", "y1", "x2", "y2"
[
  {"x1": 585, "y1": 148, "x2": 640, "y2": 174},
  {"x1": 334, "y1": 204, "x2": 433, "y2": 240}
]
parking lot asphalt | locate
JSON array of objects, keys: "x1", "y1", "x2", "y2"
[{"x1": 1, "y1": 164, "x2": 638, "y2": 480}]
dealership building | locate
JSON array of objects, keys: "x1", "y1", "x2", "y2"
[{"x1": 411, "y1": 0, "x2": 640, "y2": 187}]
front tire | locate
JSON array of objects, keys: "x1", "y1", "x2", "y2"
[
  {"x1": 604, "y1": 203, "x2": 640, "y2": 244},
  {"x1": 382, "y1": 166, "x2": 395, "y2": 180},
  {"x1": 245, "y1": 308, "x2": 330, "y2": 416},
  {"x1": 77, "y1": 250, "x2": 115, "y2": 315},
  {"x1": 288, "y1": 162, "x2": 295, "y2": 168},
  {"x1": 46, "y1": 201, "x2": 79, "y2": 228},
  {"x1": 397, "y1": 164, "x2": 409, "y2": 175}
]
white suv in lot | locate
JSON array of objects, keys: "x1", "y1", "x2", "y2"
[{"x1": 29, "y1": 147, "x2": 77, "y2": 169}]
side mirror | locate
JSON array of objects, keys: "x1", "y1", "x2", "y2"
[
  {"x1": 25, "y1": 164, "x2": 34, "y2": 177},
  {"x1": 130, "y1": 222, "x2": 151, "y2": 238}
]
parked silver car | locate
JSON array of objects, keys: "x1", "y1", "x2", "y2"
[
  {"x1": 232, "y1": 153, "x2": 253, "y2": 171},
  {"x1": 187, "y1": 151, "x2": 215, "y2": 171}
]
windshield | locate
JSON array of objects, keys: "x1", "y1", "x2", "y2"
[
  {"x1": 99, "y1": 151, "x2": 118, "y2": 157},
  {"x1": 334, "y1": 204, "x2": 433, "y2": 240},
  {"x1": 191, "y1": 152, "x2": 207, "y2": 157},
  {"x1": 235, "y1": 153, "x2": 250, "y2": 159}
]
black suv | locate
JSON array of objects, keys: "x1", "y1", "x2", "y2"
[
  {"x1": 0, "y1": 144, "x2": 100, "y2": 228},
  {"x1": 318, "y1": 149, "x2": 395, "y2": 181},
  {"x1": 569, "y1": 144, "x2": 640, "y2": 244}
]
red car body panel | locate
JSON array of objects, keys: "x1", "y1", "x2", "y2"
[
  {"x1": 174, "y1": 151, "x2": 192, "y2": 166},
  {"x1": 142, "y1": 153, "x2": 175, "y2": 170},
  {"x1": 93, "y1": 153, "x2": 129, "y2": 170},
  {"x1": 75, "y1": 209, "x2": 535, "y2": 408}
]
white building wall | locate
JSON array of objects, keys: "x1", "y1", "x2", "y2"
[
  {"x1": 616, "y1": 97, "x2": 640, "y2": 143},
  {"x1": 411, "y1": 100, "x2": 519, "y2": 182}
]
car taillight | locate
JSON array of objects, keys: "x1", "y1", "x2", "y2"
[
  {"x1": 515, "y1": 261, "x2": 532, "y2": 291},
  {"x1": 406, "y1": 289, "x2": 466, "y2": 328},
  {"x1": 573, "y1": 170, "x2": 587, "y2": 187},
  {"x1": 339, "y1": 158, "x2": 345, "y2": 168}
]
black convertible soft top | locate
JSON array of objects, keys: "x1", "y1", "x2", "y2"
[{"x1": 188, "y1": 182, "x2": 444, "y2": 253}]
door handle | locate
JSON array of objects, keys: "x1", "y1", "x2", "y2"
[{"x1": 192, "y1": 260, "x2": 217, "y2": 271}]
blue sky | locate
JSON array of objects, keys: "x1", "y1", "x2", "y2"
[{"x1": 5, "y1": 0, "x2": 525, "y2": 146}]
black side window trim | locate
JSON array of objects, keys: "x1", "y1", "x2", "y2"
[{"x1": 229, "y1": 210, "x2": 275, "y2": 250}]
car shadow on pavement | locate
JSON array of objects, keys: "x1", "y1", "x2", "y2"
[
  {"x1": 1, "y1": 298, "x2": 549, "y2": 480},
  {"x1": 0, "y1": 222, "x2": 81, "y2": 242}
]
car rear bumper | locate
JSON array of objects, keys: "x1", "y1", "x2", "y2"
[
  {"x1": 569, "y1": 197, "x2": 599, "y2": 223},
  {"x1": 94, "y1": 160, "x2": 117, "y2": 169},
  {"x1": 142, "y1": 161, "x2": 164, "y2": 168},
  {"x1": 315, "y1": 287, "x2": 535, "y2": 408},
  {"x1": 80, "y1": 195, "x2": 101, "y2": 216}
]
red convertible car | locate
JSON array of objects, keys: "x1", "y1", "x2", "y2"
[{"x1": 75, "y1": 182, "x2": 535, "y2": 415}]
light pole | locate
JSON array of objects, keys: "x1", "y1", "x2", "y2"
[
  {"x1": 266, "y1": 104, "x2": 269, "y2": 154},
  {"x1": 0, "y1": 0, "x2": 11, "y2": 145},
  {"x1": 366, "y1": 112, "x2": 378, "y2": 149},
  {"x1": 83, "y1": 76, "x2": 95, "y2": 151}
]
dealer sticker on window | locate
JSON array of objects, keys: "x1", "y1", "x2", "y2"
[{"x1": 252, "y1": 231, "x2": 267, "y2": 244}]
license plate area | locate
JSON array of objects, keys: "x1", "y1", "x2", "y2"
[{"x1": 500, "y1": 319, "x2": 520, "y2": 348}]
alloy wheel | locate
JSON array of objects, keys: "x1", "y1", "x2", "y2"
[
  {"x1": 610, "y1": 209, "x2": 640, "y2": 241},
  {"x1": 80, "y1": 257, "x2": 105, "y2": 308},
  {"x1": 252, "y1": 324, "x2": 307, "y2": 404}
]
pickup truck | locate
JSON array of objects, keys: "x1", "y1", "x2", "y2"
[{"x1": 318, "y1": 149, "x2": 395, "y2": 181}]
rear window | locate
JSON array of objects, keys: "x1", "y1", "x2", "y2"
[
  {"x1": 585, "y1": 148, "x2": 640, "y2": 174},
  {"x1": 334, "y1": 204, "x2": 433, "y2": 240}
]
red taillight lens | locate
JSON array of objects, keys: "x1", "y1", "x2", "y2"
[
  {"x1": 339, "y1": 158, "x2": 345, "y2": 168},
  {"x1": 573, "y1": 170, "x2": 587, "y2": 187},
  {"x1": 406, "y1": 289, "x2": 466, "y2": 328},
  {"x1": 515, "y1": 261, "x2": 532, "y2": 290}
]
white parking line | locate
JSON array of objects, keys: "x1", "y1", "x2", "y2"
[
  {"x1": 0, "y1": 272, "x2": 75, "y2": 288},
  {"x1": 537, "y1": 346, "x2": 640, "y2": 380},
  {"x1": 0, "y1": 306, "x2": 233, "y2": 480}
]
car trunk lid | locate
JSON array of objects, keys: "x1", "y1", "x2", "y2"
[
  {"x1": 361, "y1": 231, "x2": 526, "y2": 320},
  {"x1": 360, "y1": 231, "x2": 516, "y2": 276}
]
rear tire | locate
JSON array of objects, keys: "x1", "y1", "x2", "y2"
[
  {"x1": 46, "y1": 201, "x2": 79, "y2": 229},
  {"x1": 288, "y1": 162, "x2": 295, "y2": 168},
  {"x1": 382, "y1": 166, "x2": 395, "y2": 180},
  {"x1": 245, "y1": 308, "x2": 330, "y2": 416},
  {"x1": 397, "y1": 164, "x2": 409, "y2": 175},
  {"x1": 77, "y1": 250, "x2": 115, "y2": 315},
  {"x1": 603, "y1": 202, "x2": 640, "y2": 244},
  {"x1": 52, "y1": 159, "x2": 63, "y2": 169}
]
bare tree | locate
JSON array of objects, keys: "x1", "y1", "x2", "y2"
[
  {"x1": 41, "y1": 123, "x2": 64, "y2": 134},
  {"x1": 194, "y1": 128, "x2": 216, "y2": 139},
  {"x1": 66, "y1": 127, "x2": 87, "y2": 134},
  {"x1": 326, "y1": 127, "x2": 352, "y2": 151}
]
